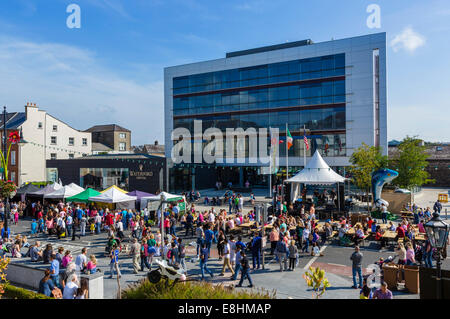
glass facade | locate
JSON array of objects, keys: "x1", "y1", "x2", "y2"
[
  {"x1": 172, "y1": 53, "x2": 346, "y2": 159},
  {"x1": 80, "y1": 168, "x2": 129, "y2": 191},
  {"x1": 173, "y1": 54, "x2": 345, "y2": 95}
]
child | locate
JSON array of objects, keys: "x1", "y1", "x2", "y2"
[
  {"x1": 38, "y1": 217, "x2": 45, "y2": 233},
  {"x1": 14, "y1": 210, "x2": 19, "y2": 225},
  {"x1": 86, "y1": 255, "x2": 98, "y2": 274},
  {"x1": 90, "y1": 222, "x2": 96, "y2": 234},
  {"x1": 31, "y1": 219, "x2": 38, "y2": 236}
]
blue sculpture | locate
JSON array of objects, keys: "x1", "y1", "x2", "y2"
[{"x1": 371, "y1": 169, "x2": 399, "y2": 207}]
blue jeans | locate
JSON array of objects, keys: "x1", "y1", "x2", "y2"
[
  {"x1": 206, "y1": 242, "x2": 212, "y2": 256},
  {"x1": 302, "y1": 240, "x2": 309, "y2": 252},
  {"x1": 96, "y1": 222, "x2": 101, "y2": 234},
  {"x1": 352, "y1": 267, "x2": 363, "y2": 288},
  {"x1": 252, "y1": 250, "x2": 261, "y2": 269},
  {"x1": 141, "y1": 256, "x2": 151, "y2": 271},
  {"x1": 200, "y1": 261, "x2": 213, "y2": 279},
  {"x1": 66, "y1": 224, "x2": 72, "y2": 237},
  {"x1": 51, "y1": 275, "x2": 60, "y2": 289},
  {"x1": 238, "y1": 268, "x2": 253, "y2": 286},
  {"x1": 381, "y1": 213, "x2": 387, "y2": 224},
  {"x1": 196, "y1": 238, "x2": 203, "y2": 256},
  {"x1": 232, "y1": 263, "x2": 241, "y2": 280},
  {"x1": 424, "y1": 252, "x2": 433, "y2": 268}
]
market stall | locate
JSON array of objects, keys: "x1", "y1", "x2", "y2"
[{"x1": 88, "y1": 185, "x2": 137, "y2": 210}]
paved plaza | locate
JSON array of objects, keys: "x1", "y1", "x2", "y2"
[{"x1": 6, "y1": 187, "x2": 449, "y2": 299}]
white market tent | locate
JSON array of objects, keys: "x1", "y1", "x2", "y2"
[
  {"x1": 140, "y1": 191, "x2": 186, "y2": 208},
  {"x1": 286, "y1": 151, "x2": 346, "y2": 207},
  {"x1": 44, "y1": 185, "x2": 84, "y2": 199},
  {"x1": 30, "y1": 182, "x2": 63, "y2": 196},
  {"x1": 67, "y1": 183, "x2": 84, "y2": 193},
  {"x1": 88, "y1": 186, "x2": 137, "y2": 204}
]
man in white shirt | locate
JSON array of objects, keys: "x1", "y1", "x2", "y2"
[
  {"x1": 144, "y1": 208, "x2": 150, "y2": 224},
  {"x1": 116, "y1": 220, "x2": 124, "y2": 239},
  {"x1": 66, "y1": 215, "x2": 73, "y2": 237},
  {"x1": 238, "y1": 196, "x2": 244, "y2": 211},
  {"x1": 95, "y1": 214, "x2": 102, "y2": 234},
  {"x1": 75, "y1": 248, "x2": 88, "y2": 272},
  {"x1": 208, "y1": 212, "x2": 215, "y2": 223},
  {"x1": 63, "y1": 274, "x2": 79, "y2": 299}
]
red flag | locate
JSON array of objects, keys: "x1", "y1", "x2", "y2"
[{"x1": 303, "y1": 129, "x2": 309, "y2": 150}]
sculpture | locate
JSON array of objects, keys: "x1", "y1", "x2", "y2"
[{"x1": 371, "y1": 169, "x2": 399, "y2": 208}]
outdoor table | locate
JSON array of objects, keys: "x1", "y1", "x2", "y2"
[
  {"x1": 414, "y1": 233, "x2": 426, "y2": 241},
  {"x1": 382, "y1": 230, "x2": 398, "y2": 248},
  {"x1": 346, "y1": 227, "x2": 355, "y2": 236},
  {"x1": 238, "y1": 221, "x2": 256, "y2": 235}
]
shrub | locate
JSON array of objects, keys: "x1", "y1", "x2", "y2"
[
  {"x1": 2, "y1": 284, "x2": 52, "y2": 299},
  {"x1": 122, "y1": 279, "x2": 275, "y2": 299}
]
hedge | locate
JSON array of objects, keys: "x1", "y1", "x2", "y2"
[
  {"x1": 122, "y1": 279, "x2": 275, "y2": 299},
  {"x1": 2, "y1": 284, "x2": 53, "y2": 299}
]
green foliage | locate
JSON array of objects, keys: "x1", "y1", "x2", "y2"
[
  {"x1": 2, "y1": 284, "x2": 52, "y2": 299},
  {"x1": 349, "y1": 143, "x2": 389, "y2": 193},
  {"x1": 0, "y1": 256, "x2": 9, "y2": 297},
  {"x1": 122, "y1": 279, "x2": 274, "y2": 299},
  {"x1": 390, "y1": 136, "x2": 434, "y2": 190},
  {"x1": 302, "y1": 267, "x2": 331, "y2": 299}
]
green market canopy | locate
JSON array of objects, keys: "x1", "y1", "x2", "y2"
[{"x1": 67, "y1": 188, "x2": 101, "y2": 203}]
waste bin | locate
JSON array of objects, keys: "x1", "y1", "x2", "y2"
[
  {"x1": 404, "y1": 265, "x2": 420, "y2": 294},
  {"x1": 382, "y1": 263, "x2": 398, "y2": 290}
]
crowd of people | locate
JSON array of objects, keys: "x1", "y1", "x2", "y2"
[{"x1": 0, "y1": 190, "x2": 448, "y2": 299}]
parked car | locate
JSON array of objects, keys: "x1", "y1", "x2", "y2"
[{"x1": 394, "y1": 188, "x2": 411, "y2": 193}]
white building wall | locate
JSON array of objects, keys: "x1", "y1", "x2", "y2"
[
  {"x1": 44, "y1": 114, "x2": 91, "y2": 160},
  {"x1": 18, "y1": 104, "x2": 92, "y2": 185},
  {"x1": 19, "y1": 105, "x2": 46, "y2": 184},
  {"x1": 164, "y1": 32, "x2": 387, "y2": 168}
]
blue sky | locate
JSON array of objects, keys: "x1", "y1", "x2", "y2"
[{"x1": 0, "y1": 0, "x2": 449, "y2": 145}]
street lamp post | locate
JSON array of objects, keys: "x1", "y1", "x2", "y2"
[
  {"x1": 424, "y1": 212, "x2": 450, "y2": 299},
  {"x1": 2, "y1": 106, "x2": 8, "y2": 239},
  {"x1": 1, "y1": 106, "x2": 26, "y2": 239}
]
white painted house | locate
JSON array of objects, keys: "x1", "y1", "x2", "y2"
[{"x1": 17, "y1": 103, "x2": 92, "y2": 185}]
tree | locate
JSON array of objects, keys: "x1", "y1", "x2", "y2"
[
  {"x1": 390, "y1": 136, "x2": 434, "y2": 204},
  {"x1": 302, "y1": 267, "x2": 331, "y2": 299},
  {"x1": 349, "y1": 143, "x2": 389, "y2": 212}
]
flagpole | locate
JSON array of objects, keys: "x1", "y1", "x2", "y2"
[
  {"x1": 303, "y1": 125, "x2": 306, "y2": 168},
  {"x1": 286, "y1": 123, "x2": 288, "y2": 181}
]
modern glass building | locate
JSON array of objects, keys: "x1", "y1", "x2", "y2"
[{"x1": 164, "y1": 33, "x2": 387, "y2": 192}]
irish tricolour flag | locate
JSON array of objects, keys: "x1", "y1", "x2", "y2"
[{"x1": 286, "y1": 127, "x2": 293, "y2": 150}]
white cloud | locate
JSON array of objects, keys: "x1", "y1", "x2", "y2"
[
  {"x1": 0, "y1": 35, "x2": 164, "y2": 145},
  {"x1": 390, "y1": 27, "x2": 426, "y2": 53}
]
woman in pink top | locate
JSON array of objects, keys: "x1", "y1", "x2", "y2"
[
  {"x1": 405, "y1": 242, "x2": 415, "y2": 265},
  {"x1": 198, "y1": 212, "x2": 204, "y2": 223},
  {"x1": 418, "y1": 221, "x2": 426, "y2": 233},
  {"x1": 62, "y1": 250, "x2": 72, "y2": 268},
  {"x1": 269, "y1": 228, "x2": 279, "y2": 255}
]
